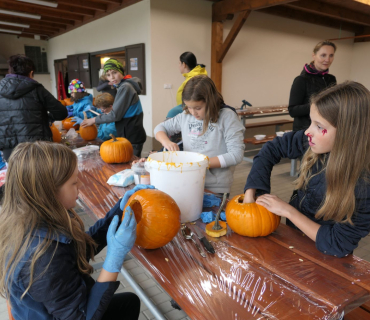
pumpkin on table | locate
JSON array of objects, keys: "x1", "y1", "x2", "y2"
[
  {"x1": 50, "y1": 123, "x2": 62, "y2": 143},
  {"x1": 122, "y1": 189, "x2": 181, "y2": 249},
  {"x1": 59, "y1": 100, "x2": 67, "y2": 106},
  {"x1": 64, "y1": 98, "x2": 74, "y2": 106},
  {"x1": 79, "y1": 111, "x2": 98, "y2": 141},
  {"x1": 100, "y1": 134, "x2": 133, "y2": 163},
  {"x1": 225, "y1": 194, "x2": 280, "y2": 237},
  {"x1": 62, "y1": 117, "x2": 78, "y2": 130}
]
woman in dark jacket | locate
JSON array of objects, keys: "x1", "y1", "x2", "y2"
[
  {"x1": 0, "y1": 55, "x2": 67, "y2": 160},
  {"x1": 288, "y1": 41, "x2": 337, "y2": 131}
]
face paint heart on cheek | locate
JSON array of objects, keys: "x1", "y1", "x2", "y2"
[{"x1": 322, "y1": 129, "x2": 327, "y2": 136}]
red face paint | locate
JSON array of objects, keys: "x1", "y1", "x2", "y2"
[
  {"x1": 306, "y1": 133, "x2": 312, "y2": 142},
  {"x1": 322, "y1": 129, "x2": 327, "y2": 136}
]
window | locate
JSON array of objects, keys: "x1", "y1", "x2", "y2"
[{"x1": 24, "y1": 46, "x2": 48, "y2": 73}]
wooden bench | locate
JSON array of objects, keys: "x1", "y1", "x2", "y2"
[
  {"x1": 245, "y1": 119, "x2": 293, "y2": 131},
  {"x1": 344, "y1": 301, "x2": 370, "y2": 319}
]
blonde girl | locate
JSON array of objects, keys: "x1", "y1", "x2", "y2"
[
  {"x1": 244, "y1": 81, "x2": 370, "y2": 257},
  {"x1": 0, "y1": 141, "x2": 151, "y2": 319},
  {"x1": 154, "y1": 75, "x2": 245, "y2": 194}
]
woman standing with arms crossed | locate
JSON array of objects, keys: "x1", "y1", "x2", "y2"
[{"x1": 289, "y1": 41, "x2": 337, "y2": 131}]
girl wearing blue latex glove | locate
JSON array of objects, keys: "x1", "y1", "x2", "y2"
[
  {"x1": 71, "y1": 116, "x2": 83, "y2": 127},
  {"x1": 0, "y1": 142, "x2": 140, "y2": 320},
  {"x1": 102, "y1": 208, "x2": 136, "y2": 273}
]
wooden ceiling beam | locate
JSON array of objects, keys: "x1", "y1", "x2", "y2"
[
  {"x1": 40, "y1": 15, "x2": 74, "y2": 27},
  {"x1": 2, "y1": 0, "x2": 96, "y2": 18},
  {"x1": 58, "y1": 0, "x2": 107, "y2": 12},
  {"x1": 0, "y1": 1, "x2": 84, "y2": 22},
  {"x1": 0, "y1": 24, "x2": 54, "y2": 36},
  {"x1": 213, "y1": 0, "x2": 297, "y2": 21},
  {"x1": 259, "y1": 6, "x2": 364, "y2": 34},
  {"x1": 354, "y1": 26, "x2": 370, "y2": 43},
  {"x1": 217, "y1": 10, "x2": 250, "y2": 62},
  {"x1": 94, "y1": 0, "x2": 122, "y2": 4},
  {"x1": 0, "y1": 14, "x2": 65, "y2": 31},
  {"x1": 286, "y1": 0, "x2": 370, "y2": 27}
]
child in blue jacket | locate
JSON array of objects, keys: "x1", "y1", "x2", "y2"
[
  {"x1": 72, "y1": 93, "x2": 118, "y2": 141},
  {"x1": 244, "y1": 81, "x2": 370, "y2": 258},
  {"x1": 0, "y1": 141, "x2": 154, "y2": 319},
  {"x1": 66, "y1": 79, "x2": 95, "y2": 120}
]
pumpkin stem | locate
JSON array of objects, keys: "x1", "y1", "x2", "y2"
[
  {"x1": 83, "y1": 111, "x2": 87, "y2": 120},
  {"x1": 109, "y1": 134, "x2": 117, "y2": 142}
]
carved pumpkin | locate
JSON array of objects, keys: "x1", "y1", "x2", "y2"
[
  {"x1": 62, "y1": 117, "x2": 78, "y2": 130},
  {"x1": 79, "y1": 111, "x2": 98, "y2": 141},
  {"x1": 64, "y1": 98, "x2": 74, "y2": 106},
  {"x1": 50, "y1": 123, "x2": 61, "y2": 143},
  {"x1": 225, "y1": 195, "x2": 280, "y2": 237},
  {"x1": 100, "y1": 134, "x2": 133, "y2": 163},
  {"x1": 123, "y1": 189, "x2": 181, "y2": 249},
  {"x1": 59, "y1": 100, "x2": 67, "y2": 106}
]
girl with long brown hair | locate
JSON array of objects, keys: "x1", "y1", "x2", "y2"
[
  {"x1": 154, "y1": 75, "x2": 245, "y2": 194},
  {"x1": 0, "y1": 141, "x2": 151, "y2": 319},
  {"x1": 244, "y1": 81, "x2": 370, "y2": 257}
]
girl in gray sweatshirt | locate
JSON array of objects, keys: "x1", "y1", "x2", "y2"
[{"x1": 154, "y1": 75, "x2": 245, "y2": 193}]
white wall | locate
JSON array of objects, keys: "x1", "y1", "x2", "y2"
[
  {"x1": 47, "y1": 0, "x2": 152, "y2": 133},
  {"x1": 222, "y1": 11, "x2": 354, "y2": 110},
  {"x1": 0, "y1": 33, "x2": 52, "y2": 92},
  {"x1": 150, "y1": 0, "x2": 212, "y2": 131},
  {"x1": 350, "y1": 42, "x2": 370, "y2": 89}
]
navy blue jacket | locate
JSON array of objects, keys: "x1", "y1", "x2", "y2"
[
  {"x1": 244, "y1": 130, "x2": 370, "y2": 257},
  {"x1": 9, "y1": 200, "x2": 123, "y2": 320}
]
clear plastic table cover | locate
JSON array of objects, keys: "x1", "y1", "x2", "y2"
[{"x1": 76, "y1": 158, "x2": 370, "y2": 320}]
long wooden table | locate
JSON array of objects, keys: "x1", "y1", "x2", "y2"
[{"x1": 77, "y1": 158, "x2": 370, "y2": 320}]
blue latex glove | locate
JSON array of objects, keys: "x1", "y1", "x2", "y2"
[
  {"x1": 120, "y1": 184, "x2": 156, "y2": 210},
  {"x1": 66, "y1": 105, "x2": 74, "y2": 112},
  {"x1": 200, "y1": 211, "x2": 226, "y2": 223},
  {"x1": 103, "y1": 208, "x2": 137, "y2": 273},
  {"x1": 203, "y1": 193, "x2": 221, "y2": 207},
  {"x1": 71, "y1": 116, "x2": 83, "y2": 127},
  {"x1": 67, "y1": 110, "x2": 73, "y2": 117}
]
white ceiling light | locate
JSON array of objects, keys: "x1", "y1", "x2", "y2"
[
  {"x1": 0, "y1": 21, "x2": 30, "y2": 28},
  {"x1": 0, "y1": 28, "x2": 22, "y2": 34},
  {"x1": 17, "y1": 0, "x2": 58, "y2": 8},
  {"x1": 0, "y1": 9, "x2": 41, "y2": 20}
]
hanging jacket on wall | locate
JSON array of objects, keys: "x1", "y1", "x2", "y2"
[
  {"x1": 0, "y1": 74, "x2": 67, "y2": 151},
  {"x1": 288, "y1": 65, "x2": 336, "y2": 131}
]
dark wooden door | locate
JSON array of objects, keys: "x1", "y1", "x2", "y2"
[{"x1": 125, "y1": 43, "x2": 146, "y2": 95}]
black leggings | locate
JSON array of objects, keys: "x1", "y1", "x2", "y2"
[{"x1": 102, "y1": 292, "x2": 141, "y2": 320}]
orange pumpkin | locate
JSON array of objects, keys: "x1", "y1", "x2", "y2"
[
  {"x1": 62, "y1": 117, "x2": 78, "y2": 130},
  {"x1": 50, "y1": 123, "x2": 62, "y2": 143},
  {"x1": 123, "y1": 189, "x2": 181, "y2": 249},
  {"x1": 100, "y1": 134, "x2": 133, "y2": 163},
  {"x1": 79, "y1": 111, "x2": 98, "y2": 141},
  {"x1": 225, "y1": 194, "x2": 280, "y2": 237},
  {"x1": 64, "y1": 98, "x2": 74, "y2": 106},
  {"x1": 59, "y1": 100, "x2": 67, "y2": 106}
]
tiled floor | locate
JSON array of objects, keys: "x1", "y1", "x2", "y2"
[{"x1": 1, "y1": 159, "x2": 370, "y2": 320}]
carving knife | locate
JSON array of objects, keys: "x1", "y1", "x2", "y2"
[{"x1": 193, "y1": 225, "x2": 215, "y2": 254}]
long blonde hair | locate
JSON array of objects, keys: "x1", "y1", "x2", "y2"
[
  {"x1": 296, "y1": 81, "x2": 370, "y2": 223},
  {"x1": 0, "y1": 142, "x2": 96, "y2": 300},
  {"x1": 182, "y1": 75, "x2": 224, "y2": 134}
]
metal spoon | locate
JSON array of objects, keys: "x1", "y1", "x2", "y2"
[{"x1": 181, "y1": 225, "x2": 206, "y2": 258}]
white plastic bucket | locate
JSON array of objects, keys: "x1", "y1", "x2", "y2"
[{"x1": 145, "y1": 151, "x2": 209, "y2": 223}]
